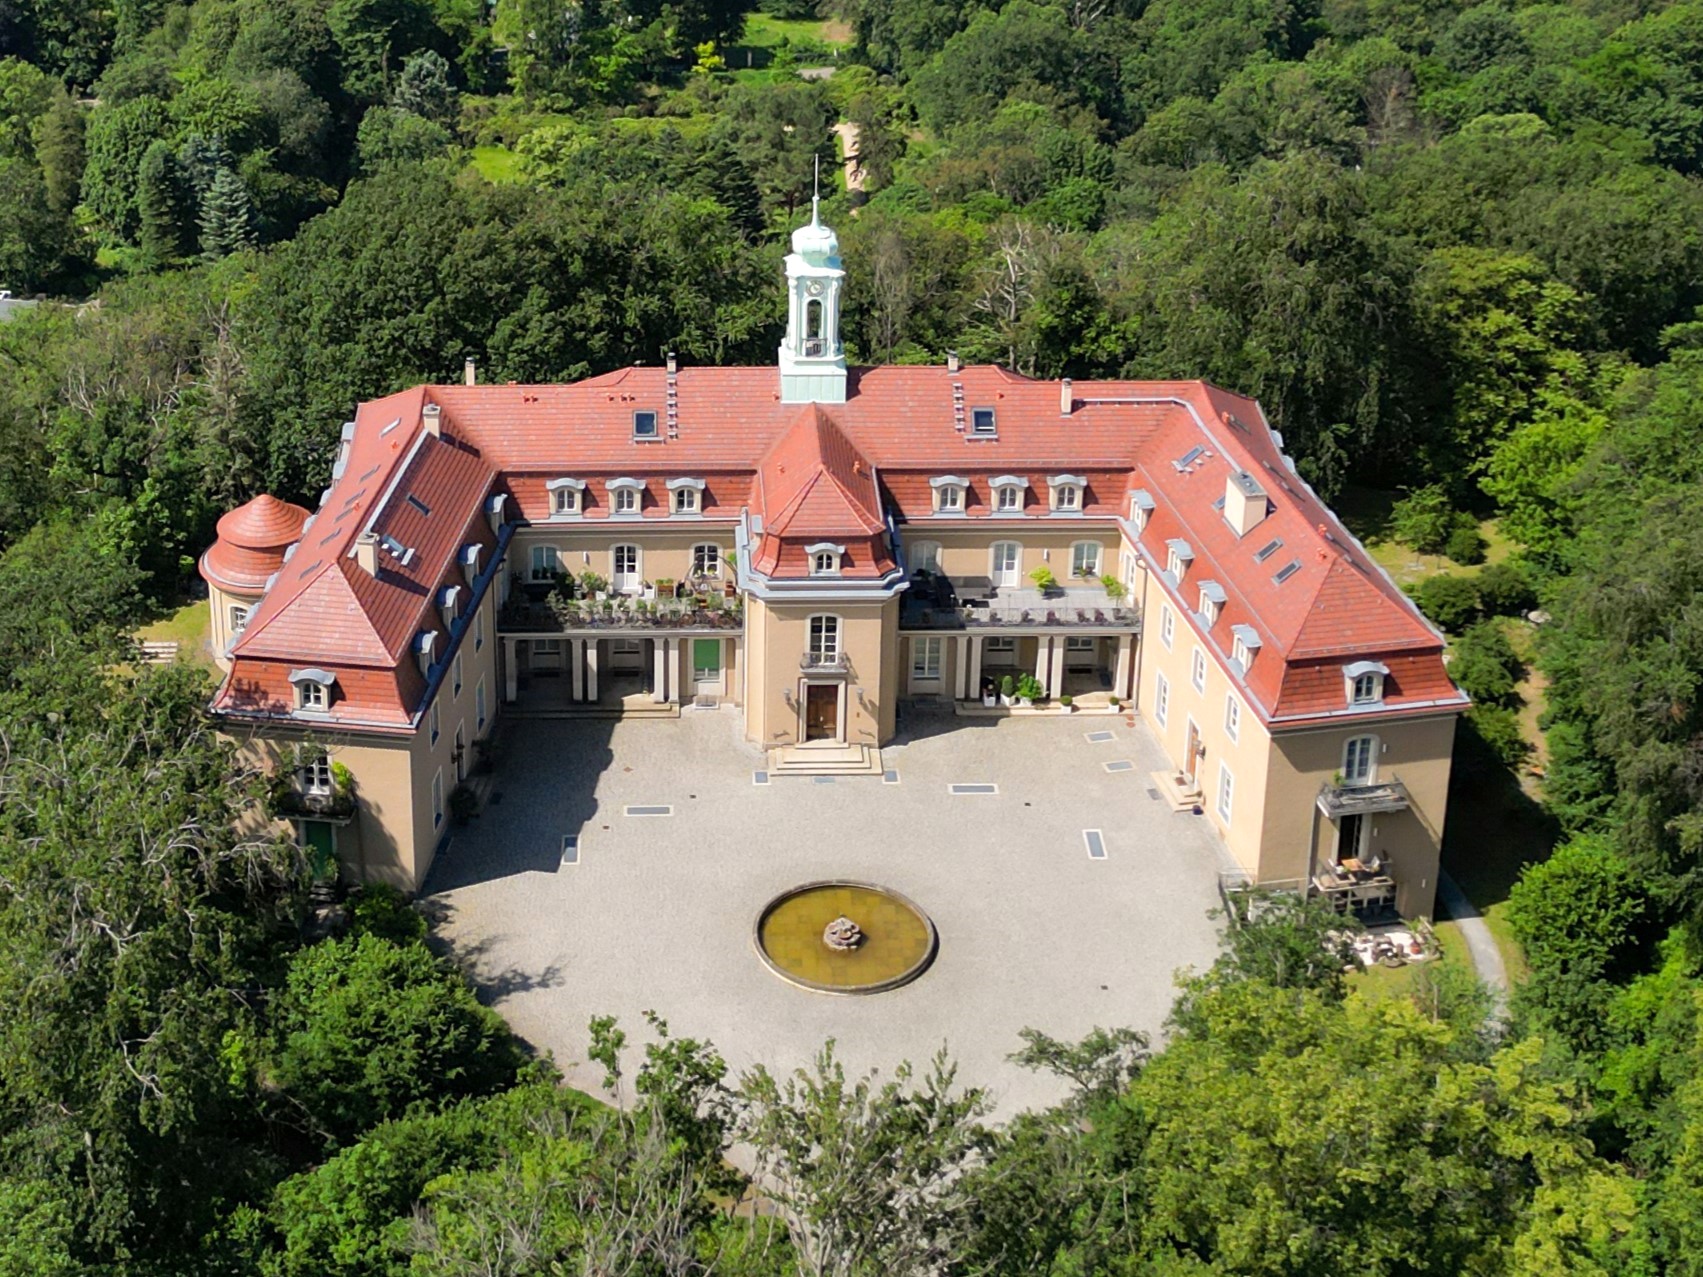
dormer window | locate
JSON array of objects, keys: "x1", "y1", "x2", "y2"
[
  {"x1": 1345, "y1": 661, "x2": 1389, "y2": 706},
  {"x1": 1130, "y1": 488, "x2": 1154, "y2": 532},
  {"x1": 1198, "y1": 581, "x2": 1226, "y2": 627},
  {"x1": 930, "y1": 475, "x2": 968, "y2": 514},
  {"x1": 1230, "y1": 624, "x2": 1261, "y2": 672},
  {"x1": 807, "y1": 542, "x2": 845, "y2": 576},
  {"x1": 288, "y1": 668, "x2": 337, "y2": 713},
  {"x1": 439, "y1": 585, "x2": 462, "y2": 629},
  {"x1": 1165, "y1": 538, "x2": 1194, "y2": 582},
  {"x1": 970, "y1": 407, "x2": 997, "y2": 436},
  {"x1": 667, "y1": 477, "x2": 707, "y2": 514},
  {"x1": 991, "y1": 474, "x2": 1027, "y2": 514},
  {"x1": 607, "y1": 477, "x2": 644, "y2": 515},
  {"x1": 632, "y1": 410, "x2": 659, "y2": 440},
  {"x1": 412, "y1": 631, "x2": 438, "y2": 678},
  {"x1": 546, "y1": 477, "x2": 585, "y2": 516},
  {"x1": 1048, "y1": 474, "x2": 1086, "y2": 512},
  {"x1": 460, "y1": 544, "x2": 484, "y2": 585}
]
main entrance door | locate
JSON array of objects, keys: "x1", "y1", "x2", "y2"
[
  {"x1": 804, "y1": 683, "x2": 839, "y2": 741},
  {"x1": 693, "y1": 639, "x2": 722, "y2": 697},
  {"x1": 1184, "y1": 718, "x2": 1202, "y2": 784}
]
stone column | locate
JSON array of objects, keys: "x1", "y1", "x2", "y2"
[
  {"x1": 968, "y1": 635, "x2": 983, "y2": 700},
  {"x1": 585, "y1": 640, "x2": 599, "y2": 703},
  {"x1": 665, "y1": 637, "x2": 682, "y2": 703},
  {"x1": 570, "y1": 638, "x2": 585, "y2": 702},
  {"x1": 1035, "y1": 635, "x2": 1050, "y2": 686},
  {"x1": 652, "y1": 638, "x2": 668, "y2": 703},
  {"x1": 1046, "y1": 636, "x2": 1065, "y2": 698},
  {"x1": 503, "y1": 637, "x2": 518, "y2": 703},
  {"x1": 1114, "y1": 634, "x2": 1133, "y2": 700},
  {"x1": 954, "y1": 636, "x2": 970, "y2": 700}
]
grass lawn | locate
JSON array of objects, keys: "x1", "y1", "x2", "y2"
[
  {"x1": 725, "y1": 10, "x2": 851, "y2": 77},
  {"x1": 1350, "y1": 919, "x2": 1474, "y2": 1000},
  {"x1": 136, "y1": 599, "x2": 215, "y2": 669}
]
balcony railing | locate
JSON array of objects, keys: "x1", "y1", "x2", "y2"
[
  {"x1": 1316, "y1": 777, "x2": 1411, "y2": 819},
  {"x1": 500, "y1": 594, "x2": 743, "y2": 634},
  {"x1": 900, "y1": 574, "x2": 1138, "y2": 632},
  {"x1": 800, "y1": 650, "x2": 850, "y2": 674}
]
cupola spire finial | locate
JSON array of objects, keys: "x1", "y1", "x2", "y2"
[{"x1": 811, "y1": 155, "x2": 820, "y2": 225}]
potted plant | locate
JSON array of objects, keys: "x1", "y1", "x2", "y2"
[
  {"x1": 1029, "y1": 565, "x2": 1058, "y2": 594},
  {"x1": 980, "y1": 675, "x2": 996, "y2": 708},
  {"x1": 999, "y1": 674, "x2": 1016, "y2": 707},
  {"x1": 1059, "y1": 694, "x2": 1074, "y2": 713},
  {"x1": 1016, "y1": 673, "x2": 1043, "y2": 706},
  {"x1": 1109, "y1": 695, "x2": 1122, "y2": 711},
  {"x1": 1100, "y1": 573, "x2": 1126, "y2": 602}
]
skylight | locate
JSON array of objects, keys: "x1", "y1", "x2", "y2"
[
  {"x1": 1253, "y1": 537, "x2": 1284, "y2": 563},
  {"x1": 406, "y1": 495, "x2": 431, "y2": 515},
  {"x1": 970, "y1": 407, "x2": 997, "y2": 435},
  {"x1": 1173, "y1": 446, "x2": 1205, "y2": 471},
  {"x1": 1273, "y1": 559, "x2": 1302, "y2": 585},
  {"x1": 633, "y1": 410, "x2": 659, "y2": 439}
]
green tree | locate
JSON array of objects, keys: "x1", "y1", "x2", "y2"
[
  {"x1": 136, "y1": 138, "x2": 189, "y2": 267},
  {"x1": 391, "y1": 48, "x2": 457, "y2": 121},
  {"x1": 30, "y1": 92, "x2": 85, "y2": 221},
  {"x1": 0, "y1": 156, "x2": 65, "y2": 290},
  {"x1": 1412, "y1": 571, "x2": 1480, "y2": 632},
  {"x1": 197, "y1": 164, "x2": 258, "y2": 258},
  {"x1": 1449, "y1": 620, "x2": 1522, "y2": 708},
  {"x1": 81, "y1": 96, "x2": 170, "y2": 241}
]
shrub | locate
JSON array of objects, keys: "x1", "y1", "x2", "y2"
[
  {"x1": 348, "y1": 885, "x2": 427, "y2": 944},
  {"x1": 1462, "y1": 704, "x2": 1529, "y2": 769},
  {"x1": 1016, "y1": 673, "x2": 1044, "y2": 701},
  {"x1": 1413, "y1": 573, "x2": 1481, "y2": 631},
  {"x1": 999, "y1": 674, "x2": 1015, "y2": 698},
  {"x1": 1444, "y1": 516, "x2": 1486, "y2": 565},
  {"x1": 1390, "y1": 484, "x2": 1456, "y2": 554},
  {"x1": 1449, "y1": 621, "x2": 1523, "y2": 708},
  {"x1": 1477, "y1": 561, "x2": 1538, "y2": 616}
]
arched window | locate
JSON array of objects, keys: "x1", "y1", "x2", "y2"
[
  {"x1": 1343, "y1": 735, "x2": 1377, "y2": 785},
  {"x1": 806, "y1": 298, "x2": 823, "y2": 340}
]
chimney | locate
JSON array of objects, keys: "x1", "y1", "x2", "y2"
[
  {"x1": 946, "y1": 349, "x2": 960, "y2": 374},
  {"x1": 1060, "y1": 378, "x2": 1073, "y2": 416},
  {"x1": 355, "y1": 531, "x2": 380, "y2": 576},
  {"x1": 1224, "y1": 471, "x2": 1270, "y2": 537},
  {"x1": 422, "y1": 403, "x2": 441, "y2": 437},
  {"x1": 666, "y1": 350, "x2": 677, "y2": 374},
  {"x1": 463, "y1": 357, "x2": 477, "y2": 387}
]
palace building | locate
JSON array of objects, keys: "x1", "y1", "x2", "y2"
[{"x1": 202, "y1": 201, "x2": 1466, "y2": 916}]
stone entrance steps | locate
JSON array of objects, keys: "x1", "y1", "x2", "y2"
[{"x1": 766, "y1": 742, "x2": 885, "y2": 776}]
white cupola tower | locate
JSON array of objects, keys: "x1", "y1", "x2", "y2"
[{"x1": 778, "y1": 190, "x2": 847, "y2": 404}]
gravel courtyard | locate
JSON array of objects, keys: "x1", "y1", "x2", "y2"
[{"x1": 422, "y1": 705, "x2": 1229, "y2": 1119}]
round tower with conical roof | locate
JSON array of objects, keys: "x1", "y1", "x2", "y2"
[{"x1": 199, "y1": 493, "x2": 310, "y2": 669}]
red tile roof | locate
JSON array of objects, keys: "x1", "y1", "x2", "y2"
[
  {"x1": 209, "y1": 364, "x2": 1463, "y2": 733},
  {"x1": 199, "y1": 494, "x2": 310, "y2": 593}
]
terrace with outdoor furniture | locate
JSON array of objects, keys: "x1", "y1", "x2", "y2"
[{"x1": 898, "y1": 570, "x2": 1139, "y2": 632}]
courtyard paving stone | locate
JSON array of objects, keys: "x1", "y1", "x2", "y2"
[{"x1": 423, "y1": 705, "x2": 1229, "y2": 1118}]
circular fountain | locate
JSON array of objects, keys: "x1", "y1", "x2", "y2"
[{"x1": 755, "y1": 881, "x2": 937, "y2": 994}]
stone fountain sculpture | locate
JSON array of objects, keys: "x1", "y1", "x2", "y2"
[{"x1": 822, "y1": 916, "x2": 864, "y2": 950}]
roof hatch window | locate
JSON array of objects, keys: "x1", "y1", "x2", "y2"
[
  {"x1": 1173, "y1": 445, "x2": 1204, "y2": 471},
  {"x1": 633, "y1": 410, "x2": 659, "y2": 440},
  {"x1": 970, "y1": 407, "x2": 997, "y2": 435},
  {"x1": 1253, "y1": 537, "x2": 1284, "y2": 563},
  {"x1": 1273, "y1": 559, "x2": 1302, "y2": 585}
]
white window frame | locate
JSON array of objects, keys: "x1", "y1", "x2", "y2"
[
  {"x1": 1048, "y1": 474, "x2": 1086, "y2": 512},
  {"x1": 910, "y1": 541, "x2": 941, "y2": 573},
  {"x1": 1167, "y1": 548, "x2": 1184, "y2": 579},
  {"x1": 808, "y1": 614, "x2": 841, "y2": 660},
  {"x1": 549, "y1": 485, "x2": 581, "y2": 516},
  {"x1": 300, "y1": 753, "x2": 333, "y2": 795},
  {"x1": 530, "y1": 544, "x2": 561, "y2": 582},
  {"x1": 298, "y1": 680, "x2": 328, "y2": 712},
  {"x1": 1155, "y1": 671, "x2": 1170, "y2": 727},
  {"x1": 1160, "y1": 604, "x2": 1175, "y2": 651},
  {"x1": 615, "y1": 487, "x2": 638, "y2": 514},
  {"x1": 611, "y1": 543, "x2": 641, "y2": 592},
  {"x1": 812, "y1": 551, "x2": 840, "y2": 576},
  {"x1": 674, "y1": 486, "x2": 698, "y2": 513},
  {"x1": 1343, "y1": 735, "x2": 1377, "y2": 785},
  {"x1": 632, "y1": 409, "x2": 659, "y2": 440},
  {"x1": 1070, "y1": 541, "x2": 1102, "y2": 579},
  {"x1": 911, "y1": 635, "x2": 943, "y2": 679},
  {"x1": 1224, "y1": 693, "x2": 1240, "y2": 743},
  {"x1": 229, "y1": 603, "x2": 250, "y2": 634},
  {"x1": 474, "y1": 607, "x2": 484, "y2": 652},
  {"x1": 935, "y1": 483, "x2": 964, "y2": 513},
  {"x1": 995, "y1": 484, "x2": 1022, "y2": 512},
  {"x1": 1216, "y1": 763, "x2": 1234, "y2": 822},
  {"x1": 991, "y1": 541, "x2": 1022, "y2": 588},
  {"x1": 432, "y1": 769, "x2": 444, "y2": 829},
  {"x1": 1352, "y1": 672, "x2": 1382, "y2": 704},
  {"x1": 1191, "y1": 646, "x2": 1207, "y2": 693},
  {"x1": 692, "y1": 543, "x2": 722, "y2": 577}
]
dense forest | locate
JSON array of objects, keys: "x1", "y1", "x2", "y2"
[{"x1": 4, "y1": 0, "x2": 1703, "y2": 1271}]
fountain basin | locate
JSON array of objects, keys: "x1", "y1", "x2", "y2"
[{"x1": 754, "y1": 881, "x2": 937, "y2": 995}]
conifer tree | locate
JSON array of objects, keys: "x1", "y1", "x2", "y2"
[
  {"x1": 135, "y1": 138, "x2": 186, "y2": 267},
  {"x1": 30, "y1": 93, "x2": 84, "y2": 220},
  {"x1": 197, "y1": 165, "x2": 256, "y2": 260}
]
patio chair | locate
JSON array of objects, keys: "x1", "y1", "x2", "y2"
[{"x1": 1094, "y1": 610, "x2": 1108, "y2": 624}]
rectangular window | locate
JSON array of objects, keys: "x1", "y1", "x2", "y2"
[
  {"x1": 432, "y1": 770, "x2": 444, "y2": 829},
  {"x1": 1071, "y1": 542, "x2": 1101, "y2": 578},
  {"x1": 530, "y1": 545, "x2": 560, "y2": 581},
  {"x1": 692, "y1": 544, "x2": 721, "y2": 577},
  {"x1": 1224, "y1": 694, "x2": 1240, "y2": 743},
  {"x1": 1155, "y1": 672, "x2": 1170, "y2": 726},
  {"x1": 1352, "y1": 672, "x2": 1380, "y2": 704},
  {"x1": 985, "y1": 636, "x2": 1015, "y2": 653},
  {"x1": 911, "y1": 636, "x2": 942, "y2": 679},
  {"x1": 476, "y1": 677, "x2": 486, "y2": 730},
  {"x1": 1344, "y1": 736, "x2": 1375, "y2": 784},
  {"x1": 1191, "y1": 647, "x2": 1207, "y2": 693},
  {"x1": 938, "y1": 484, "x2": 963, "y2": 511},
  {"x1": 300, "y1": 753, "x2": 333, "y2": 794},
  {"x1": 910, "y1": 541, "x2": 940, "y2": 572},
  {"x1": 675, "y1": 486, "x2": 698, "y2": 513},
  {"x1": 632, "y1": 410, "x2": 658, "y2": 439},
  {"x1": 475, "y1": 608, "x2": 484, "y2": 652},
  {"x1": 229, "y1": 604, "x2": 250, "y2": 634},
  {"x1": 612, "y1": 544, "x2": 640, "y2": 591},
  {"x1": 808, "y1": 614, "x2": 840, "y2": 659},
  {"x1": 300, "y1": 680, "x2": 327, "y2": 711},
  {"x1": 429, "y1": 700, "x2": 440, "y2": 745},
  {"x1": 453, "y1": 652, "x2": 463, "y2": 696},
  {"x1": 991, "y1": 541, "x2": 1021, "y2": 587},
  {"x1": 1160, "y1": 605, "x2": 1175, "y2": 651},
  {"x1": 1055, "y1": 485, "x2": 1080, "y2": 510},
  {"x1": 552, "y1": 486, "x2": 578, "y2": 515},
  {"x1": 1216, "y1": 763, "x2": 1234, "y2": 822},
  {"x1": 970, "y1": 407, "x2": 997, "y2": 435}
]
